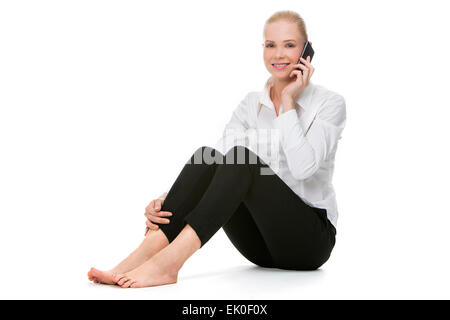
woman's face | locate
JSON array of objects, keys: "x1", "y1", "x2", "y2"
[{"x1": 263, "y1": 21, "x2": 305, "y2": 82}]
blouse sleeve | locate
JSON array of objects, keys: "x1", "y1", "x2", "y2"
[{"x1": 273, "y1": 94, "x2": 346, "y2": 180}]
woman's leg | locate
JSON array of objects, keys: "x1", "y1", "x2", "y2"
[
  {"x1": 181, "y1": 145, "x2": 336, "y2": 270},
  {"x1": 113, "y1": 145, "x2": 336, "y2": 288},
  {"x1": 154, "y1": 146, "x2": 224, "y2": 243},
  {"x1": 111, "y1": 145, "x2": 269, "y2": 287},
  {"x1": 88, "y1": 228, "x2": 171, "y2": 284},
  {"x1": 222, "y1": 202, "x2": 276, "y2": 268},
  {"x1": 88, "y1": 146, "x2": 223, "y2": 284},
  {"x1": 113, "y1": 203, "x2": 278, "y2": 288},
  {"x1": 224, "y1": 149, "x2": 337, "y2": 271}
]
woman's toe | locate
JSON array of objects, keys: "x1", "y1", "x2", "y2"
[
  {"x1": 130, "y1": 281, "x2": 140, "y2": 288},
  {"x1": 117, "y1": 276, "x2": 129, "y2": 286},
  {"x1": 121, "y1": 279, "x2": 135, "y2": 288},
  {"x1": 112, "y1": 273, "x2": 125, "y2": 284}
]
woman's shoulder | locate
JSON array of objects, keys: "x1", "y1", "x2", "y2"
[
  {"x1": 235, "y1": 91, "x2": 262, "y2": 112},
  {"x1": 243, "y1": 90, "x2": 262, "y2": 102},
  {"x1": 310, "y1": 83, "x2": 346, "y2": 123},
  {"x1": 311, "y1": 82, "x2": 345, "y2": 104}
]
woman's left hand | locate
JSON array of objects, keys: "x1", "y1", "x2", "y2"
[{"x1": 281, "y1": 56, "x2": 315, "y2": 107}]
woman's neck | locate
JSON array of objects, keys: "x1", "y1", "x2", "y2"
[{"x1": 270, "y1": 78, "x2": 291, "y2": 103}]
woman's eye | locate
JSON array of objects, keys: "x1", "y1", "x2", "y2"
[{"x1": 265, "y1": 43, "x2": 295, "y2": 48}]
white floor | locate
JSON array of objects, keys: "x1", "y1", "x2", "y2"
[{"x1": 2, "y1": 226, "x2": 449, "y2": 300}]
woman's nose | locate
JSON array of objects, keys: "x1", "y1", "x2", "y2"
[
  {"x1": 275, "y1": 48, "x2": 286, "y2": 57},
  {"x1": 275, "y1": 52, "x2": 286, "y2": 59}
]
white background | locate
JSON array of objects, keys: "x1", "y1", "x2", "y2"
[{"x1": 1, "y1": 0, "x2": 449, "y2": 299}]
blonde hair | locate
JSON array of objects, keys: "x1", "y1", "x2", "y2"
[{"x1": 263, "y1": 10, "x2": 308, "y2": 44}]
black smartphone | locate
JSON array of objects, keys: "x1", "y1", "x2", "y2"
[{"x1": 296, "y1": 41, "x2": 314, "y2": 72}]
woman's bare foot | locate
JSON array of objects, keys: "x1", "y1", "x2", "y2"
[
  {"x1": 88, "y1": 229, "x2": 170, "y2": 285},
  {"x1": 112, "y1": 256, "x2": 178, "y2": 288},
  {"x1": 111, "y1": 224, "x2": 201, "y2": 288},
  {"x1": 87, "y1": 267, "x2": 117, "y2": 285}
]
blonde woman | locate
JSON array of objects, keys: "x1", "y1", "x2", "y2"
[{"x1": 88, "y1": 10, "x2": 346, "y2": 288}]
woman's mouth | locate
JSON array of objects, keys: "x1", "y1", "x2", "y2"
[{"x1": 272, "y1": 63, "x2": 290, "y2": 70}]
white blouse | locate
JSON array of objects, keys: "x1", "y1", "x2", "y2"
[{"x1": 212, "y1": 76, "x2": 347, "y2": 229}]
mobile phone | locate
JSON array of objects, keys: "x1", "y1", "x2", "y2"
[{"x1": 296, "y1": 41, "x2": 314, "y2": 72}]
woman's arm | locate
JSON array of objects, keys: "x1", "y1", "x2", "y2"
[{"x1": 273, "y1": 94, "x2": 346, "y2": 180}]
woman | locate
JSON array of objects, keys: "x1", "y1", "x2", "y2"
[{"x1": 87, "y1": 10, "x2": 346, "y2": 288}]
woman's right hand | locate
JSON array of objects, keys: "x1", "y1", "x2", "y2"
[{"x1": 144, "y1": 196, "x2": 172, "y2": 236}]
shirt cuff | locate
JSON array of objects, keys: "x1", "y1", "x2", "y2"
[{"x1": 273, "y1": 109, "x2": 307, "y2": 151}]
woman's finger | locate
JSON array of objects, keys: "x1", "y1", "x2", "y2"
[
  {"x1": 293, "y1": 63, "x2": 307, "y2": 71},
  {"x1": 298, "y1": 61, "x2": 309, "y2": 81},
  {"x1": 306, "y1": 57, "x2": 314, "y2": 82},
  {"x1": 299, "y1": 56, "x2": 313, "y2": 69},
  {"x1": 144, "y1": 211, "x2": 172, "y2": 221},
  {"x1": 155, "y1": 199, "x2": 163, "y2": 211},
  {"x1": 146, "y1": 220, "x2": 158, "y2": 229},
  {"x1": 148, "y1": 199, "x2": 163, "y2": 214},
  {"x1": 146, "y1": 219, "x2": 159, "y2": 230},
  {"x1": 146, "y1": 203, "x2": 159, "y2": 215},
  {"x1": 150, "y1": 223, "x2": 159, "y2": 230},
  {"x1": 148, "y1": 215, "x2": 171, "y2": 224},
  {"x1": 146, "y1": 220, "x2": 160, "y2": 230},
  {"x1": 152, "y1": 210, "x2": 173, "y2": 217},
  {"x1": 299, "y1": 57, "x2": 313, "y2": 74},
  {"x1": 145, "y1": 201, "x2": 155, "y2": 214},
  {"x1": 302, "y1": 66, "x2": 310, "y2": 83},
  {"x1": 289, "y1": 70, "x2": 302, "y2": 78},
  {"x1": 291, "y1": 64, "x2": 308, "y2": 76}
]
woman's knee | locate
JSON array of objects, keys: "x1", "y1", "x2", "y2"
[
  {"x1": 191, "y1": 145, "x2": 260, "y2": 166},
  {"x1": 224, "y1": 145, "x2": 260, "y2": 165},
  {"x1": 190, "y1": 146, "x2": 224, "y2": 165}
]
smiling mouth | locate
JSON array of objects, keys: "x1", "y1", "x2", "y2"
[{"x1": 272, "y1": 63, "x2": 290, "y2": 70}]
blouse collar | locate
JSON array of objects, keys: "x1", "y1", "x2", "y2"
[{"x1": 259, "y1": 76, "x2": 315, "y2": 114}]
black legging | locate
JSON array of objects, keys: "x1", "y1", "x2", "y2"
[{"x1": 155, "y1": 145, "x2": 337, "y2": 270}]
